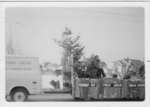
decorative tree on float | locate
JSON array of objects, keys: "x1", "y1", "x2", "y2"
[{"x1": 54, "y1": 27, "x2": 84, "y2": 83}]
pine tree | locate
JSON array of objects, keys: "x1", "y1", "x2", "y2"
[{"x1": 54, "y1": 27, "x2": 84, "y2": 82}]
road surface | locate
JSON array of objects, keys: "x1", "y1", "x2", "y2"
[
  {"x1": 28, "y1": 93, "x2": 73, "y2": 101},
  {"x1": 7, "y1": 93, "x2": 143, "y2": 102}
]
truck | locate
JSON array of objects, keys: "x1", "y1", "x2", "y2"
[
  {"x1": 6, "y1": 55, "x2": 41, "y2": 101},
  {"x1": 6, "y1": 55, "x2": 145, "y2": 101}
]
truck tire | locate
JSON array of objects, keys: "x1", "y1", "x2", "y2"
[{"x1": 11, "y1": 88, "x2": 28, "y2": 101}]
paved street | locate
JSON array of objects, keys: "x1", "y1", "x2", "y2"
[
  {"x1": 6, "y1": 93, "x2": 144, "y2": 102},
  {"x1": 28, "y1": 93, "x2": 74, "y2": 101}
]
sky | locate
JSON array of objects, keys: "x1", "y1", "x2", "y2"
[{"x1": 5, "y1": 7, "x2": 144, "y2": 64}]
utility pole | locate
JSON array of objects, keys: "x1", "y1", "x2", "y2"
[{"x1": 70, "y1": 53, "x2": 75, "y2": 98}]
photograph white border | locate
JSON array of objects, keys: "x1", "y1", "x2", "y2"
[{"x1": 0, "y1": 1, "x2": 150, "y2": 107}]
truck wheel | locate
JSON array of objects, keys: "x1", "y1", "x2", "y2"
[{"x1": 11, "y1": 89, "x2": 28, "y2": 101}]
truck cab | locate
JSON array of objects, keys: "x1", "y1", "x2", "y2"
[{"x1": 6, "y1": 56, "x2": 41, "y2": 101}]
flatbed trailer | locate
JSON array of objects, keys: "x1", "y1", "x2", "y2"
[{"x1": 72, "y1": 77, "x2": 145, "y2": 101}]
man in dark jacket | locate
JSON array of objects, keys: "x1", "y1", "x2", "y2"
[{"x1": 97, "y1": 67, "x2": 106, "y2": 78}]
